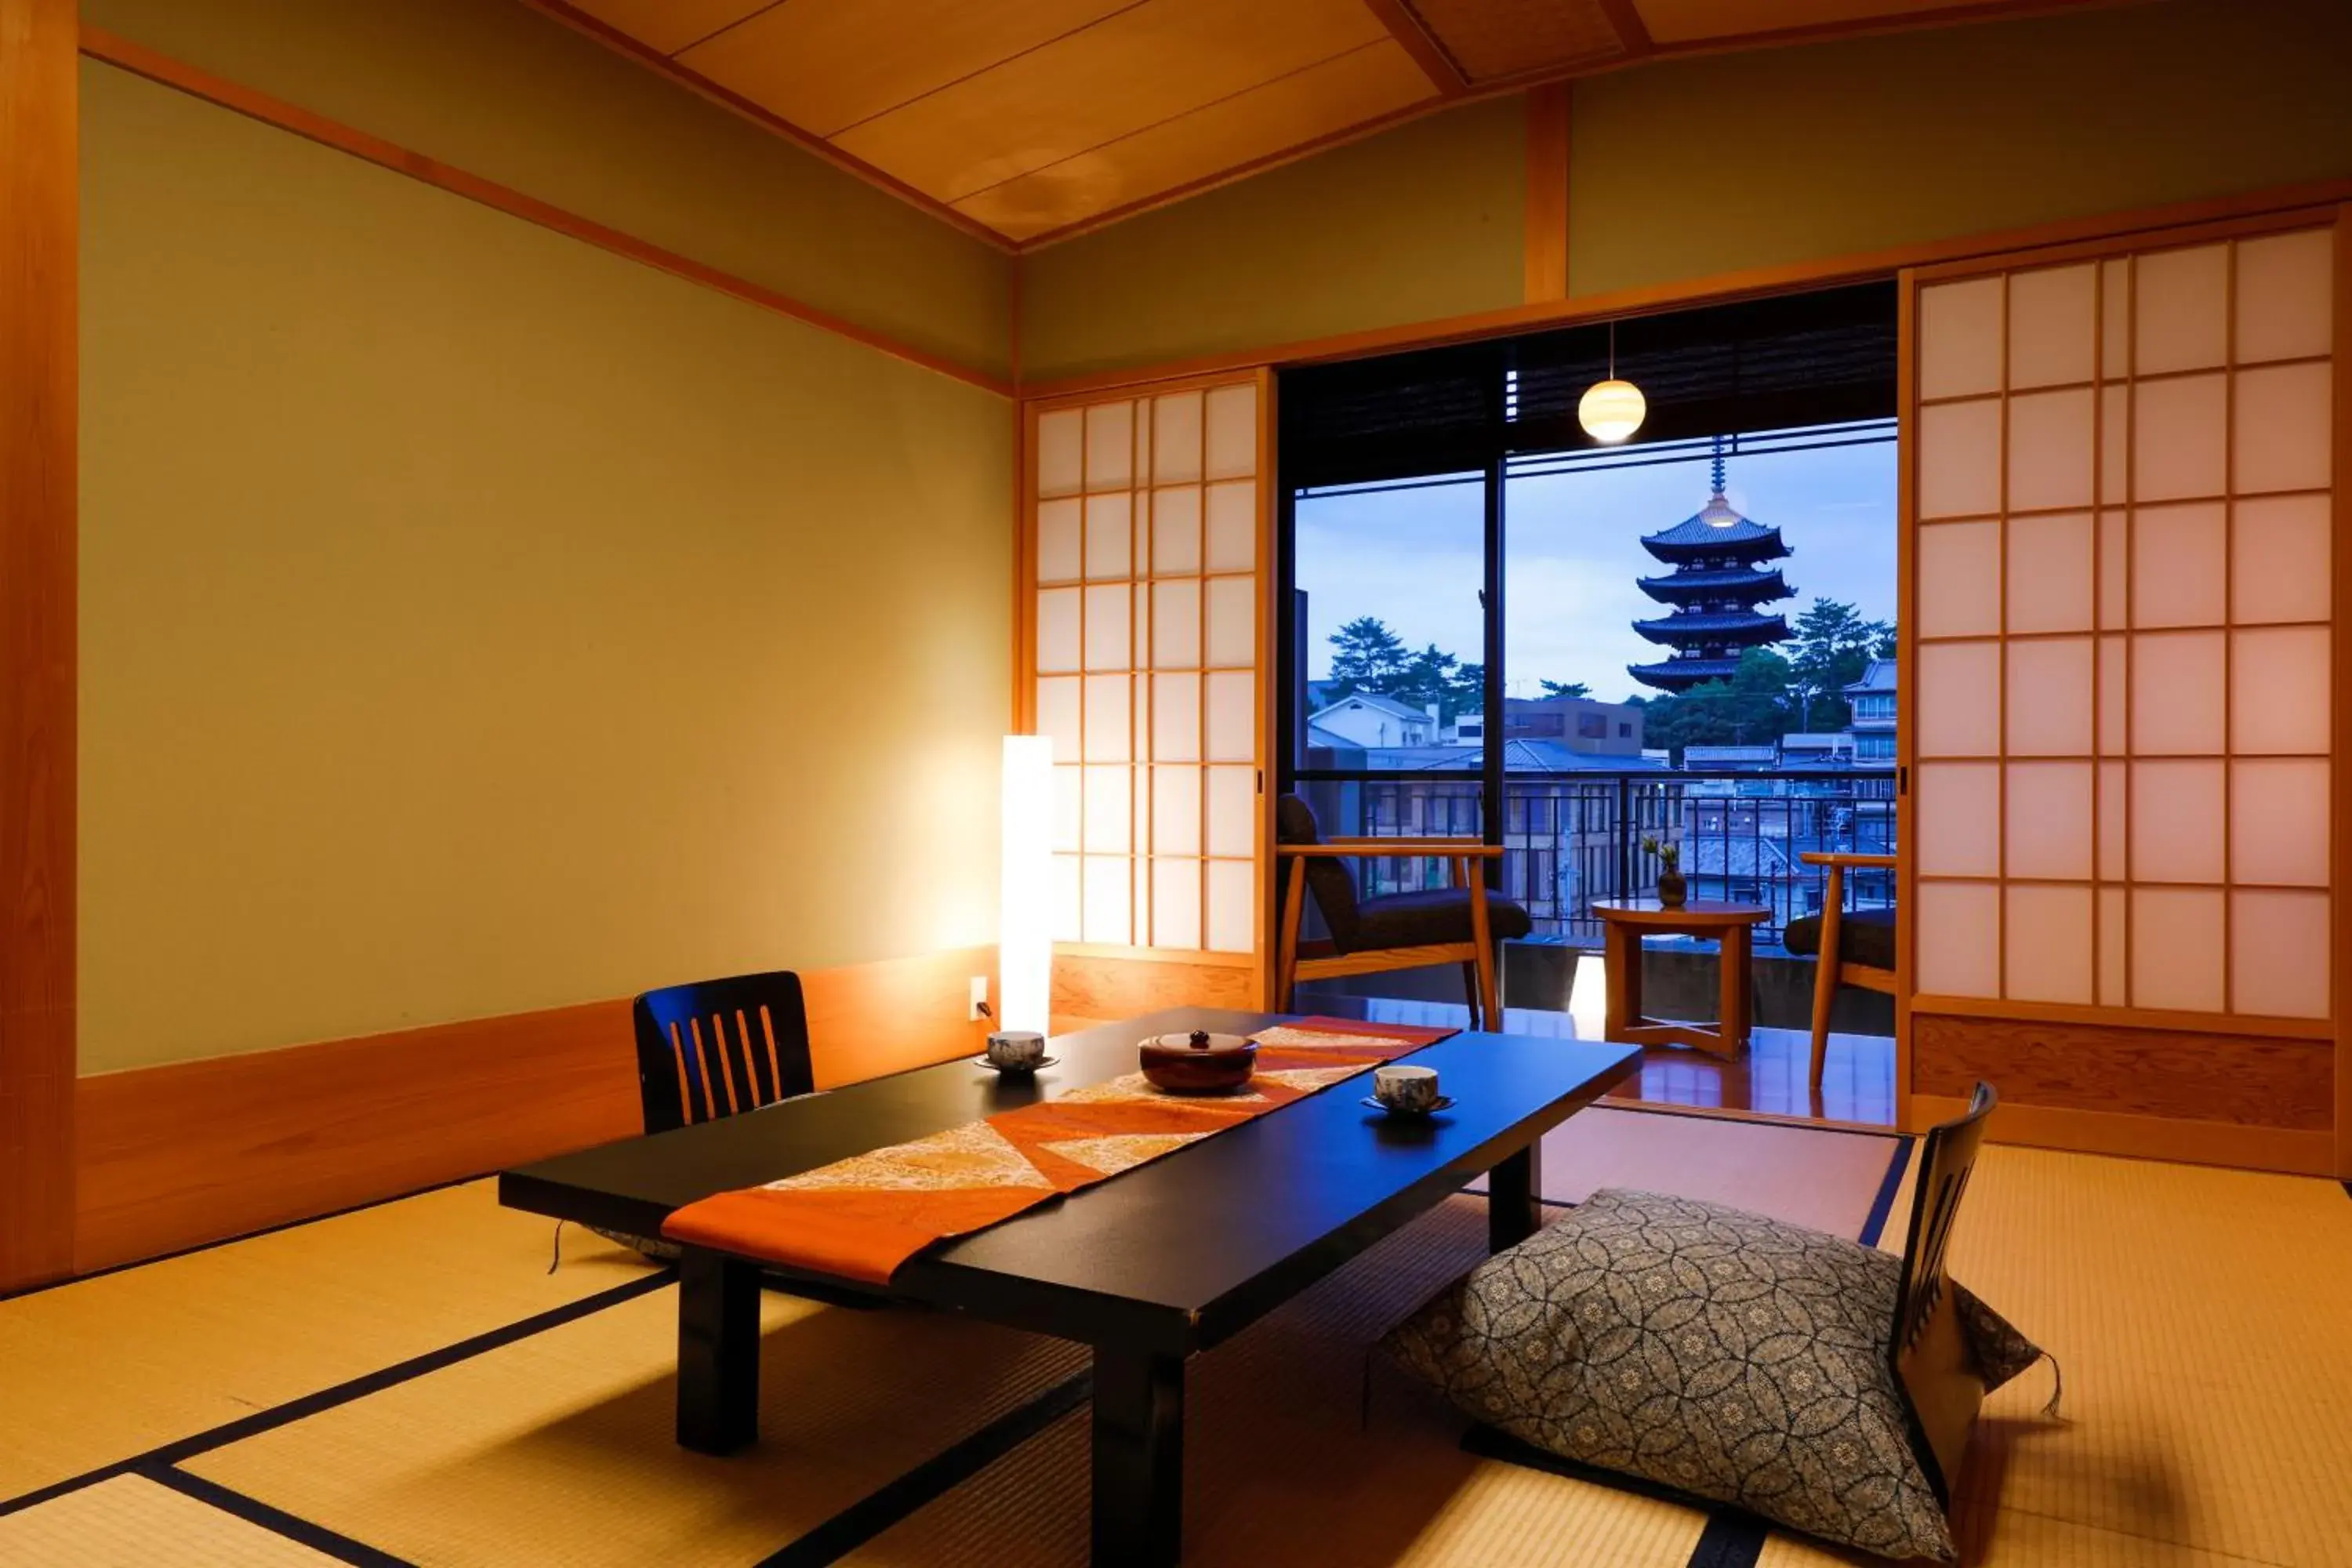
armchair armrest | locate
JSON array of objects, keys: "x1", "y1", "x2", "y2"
[
  {"x1": 1801, "y1": 852, "x2": 1896, "y2": 868},
  {"x1": 1280, "y1": 839, "x2": 1506, "y2": 858}
]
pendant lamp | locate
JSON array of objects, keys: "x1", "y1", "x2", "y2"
[{"x1": 1577, "y1": 321, "x2": 1646, "y2": 444}]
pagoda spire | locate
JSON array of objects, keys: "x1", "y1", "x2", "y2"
[
  {"x1": 1627, "y1": 441, "x2": 1795, "y2": 693},
  {"x1": 1710, "y1": 434, "x2": 1726, "y2": 500}
]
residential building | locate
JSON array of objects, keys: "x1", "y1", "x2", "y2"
[{"x1": 1308, "y1": 691, "x2": 1441, "y2": 748}]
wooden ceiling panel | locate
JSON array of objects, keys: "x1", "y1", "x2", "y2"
[
  {"x1": 1634, "y1": 0, "x2": 2115, "y2": 45},
  {"x1": 554, "y1": 0, "x2": 770, "y2": 57},
  {"x1": 956, "y1": 40, "x2": 1437, "y2": 241},
  {"x1": 1401, "y1": 0, "x2": 1634, "y2": 84},
  {"x1": 829, "y1": 0, "x2": 1389, "y2": 205},
  {"x1": 679, "y1": 0, "x2": 1138, "y2": 140}
]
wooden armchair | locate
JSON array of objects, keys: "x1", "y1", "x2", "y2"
[
  {"x1": 1788, "y1": 852, "x2": 1897, "y2": 1090},
  {"x1": 1275, "y1": 795, "x2": 1531, "y2": 1027}
]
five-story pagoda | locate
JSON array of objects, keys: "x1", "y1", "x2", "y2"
[{"x1": 1628, "y1": 444, "x2": 1793, "y2": 691}]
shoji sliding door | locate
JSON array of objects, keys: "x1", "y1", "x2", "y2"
[
  {"x1": 1903, "y1": 211, "x2": 2346, "y2": 1174},
  {"x1": 1022, "y1": 374, "x2": 1273, "y2": 1018}
]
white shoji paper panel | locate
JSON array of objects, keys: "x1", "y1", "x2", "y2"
[
  {"x1": 1036, "y1": 676, "x2": 1080, "y2": 760},
  {"x1": 1151, "y1": 673, "x2": 1200, "y2": 761},
  {"x1": 2132, "y1": 375, "x2": 2229, "y2": 502},
  {"x1": 2005, "y1": 883, "x2": 2094, "y2": 1004},
  {"x1": 2097, "y1": 512, "x2": 2127, "y2": 626},
  {"x1": 2234, "y1": 228, "x2": 2333, "y2": 364},
  {"x1": 1919, "y1": 276, "x2": 2005, "y2": 399},
  {"x1": 1152, "y1": 486, "x2": 1201, "y2": 575},
  {"x1": 1205, "y1": 672, "x2": 1254, "y2": 762},
  {"x1": 2134, "y1": 243, "x2": 2230, "y2": 373},
  {"x1": 2130, "y1": 631, "x2": 2226, "y2": 755},
  {"x1": 2005, "y1": 638, "x2": 2093, "y2": 756},
  {"x1": 1152, "y1": 393, "x2": 1203, "y2": 483},
  {"x1": 2099, "y1": 258, "x2": 2131, "y2": 379},
  {"x1": 2008, "y1": 263, "x2": 2096, "y2": 389},
  {"x1": 1204, "y1": 482, "x2": 1256, "y2": 572},
  {"x1": 2097, "y1": 759, "x2": 2127, "y2": 880},
  {"x1": 1919, "y1": 399, "x2": 2002, "y2": 517},
  {"x1": 2230, "y1": 758, "x2": 2329, "y2": 887},
  {"x1": 1051, "y1": 853, "x2": 1081, "y2": 942},
  {"x1": 1082, "y1": 674, "x2": 1131, "y2": 762},
  {"x1": 1038, "y1": 409, "x2": 1083, "y2": 497},
  {"x1": 1082, "y1": 583, "x2": 1130, "y2": 670},
  {"x1": 1052, "y1": 766, "x2": 1081, "y2": 854},
  {"x1": 1206, "y1": 859, "x2": 1253, "y2": 953},
  {"x1": 1084, "y1": 401, "x2": 1134, "y2": 490},
  {"x1": 1083, "y1": 856, "x2": 1131, "y2": 944},
  {"x1": 1083, "y1": 765, "x2": 1131, "y2": 854},
  {"x1": 2005, "y1": 511, "x2": 2093, "y2": 633},
  {"x1": 2232, "y1": 494, "x2": 2331, "y2": 623},
  {"x1": 1204, "y1": 576, "x2": 1255, "y2": 667},
  {"x1": 1084, "y1": 493, "x2": 1132, "y2": 580},
  {"x1": 1037, "y1": 499, "x2": 1082, "y2": 583},
  {"x1": 2234, "y1": 361, "x2": 2332, "y2": 494},
  {"x1": 2098, "y1": 387, "x2": 2128, "y2": 502},
  {"x1": 1152, "y1": 858, "x2": 1201, "y2": 949},
  {"x1": 2230, "y1": 889, "x2": 2329, "y2": 1018},
  {"x1": 2098, "y1": 885, "x2": 2128, "y2": 1004},
  {"x1": 2131, "y1": 760, "x2": 2227, "y2": 883},
  {"x1": 1152, "y1": 764, "x2": 1200, "y2": 855},
  {"x1": 2230, "y1": 625, "x2": 2330, "y2": 754},
  {"x1": 2005, "y1": 761, "x2": 2093, "y2": 879},
  {"x1": 2097, "y1": 638, "x2": 2125, "y2": 756},
  {"x1": 1917, "y1": 880, "x2": 2001, "y2": 996},
  {"x1": 2130, "y1": 887, "x2": 2226, "y2": 1011},
  {"x1": 2007, "y1": 388, "x2": 2095, "y2": 512},
  {"x1": 1151, "y1": 580, "x2": 1200, "y2": 668},
  {"x1": 1205, "y1": 384, "x2": 1257, "y2": 480},
  {"x1": 1917, "y1": 642, "x2": 2001, "y2": 756},
  {"x1": 1917, "y1": 762, "x2": 2000, "y2": 877},
  {"x1": 1037, "y1": 588, "x2": 1080, "y2": 673},
  {"x1": 1918, "y1": 521, "x2": 2002, "y2": 637},
  {"x1": 2131, "y1": 503, "x2": 2228, "y2": 628},
  {"x1": 1207, "y1": 766, "x2": 1254, "y2": 858}
]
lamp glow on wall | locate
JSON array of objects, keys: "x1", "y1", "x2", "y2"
[
  {"x1": 1577, "y1": 321, "x2": 1646, "y2": 444},
  {"x1": 999, "y1": 735, "x2": 1054, "y2": 1035}
]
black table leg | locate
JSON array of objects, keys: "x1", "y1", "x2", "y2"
[
  {"x1": 677, "y1": 1248, "x2": 760, "y2": 1454},
  {"x1": 1488, "y1": 1137, "x2": 1544, "y2": 1253},
  {"x1": 1091, "y1": 1343, "x2": 1185, "y2": 1568}
]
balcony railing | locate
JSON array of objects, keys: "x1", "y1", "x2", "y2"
[{"x1": 1293, "y1": 769, "x2": 1896, "y2": 949}]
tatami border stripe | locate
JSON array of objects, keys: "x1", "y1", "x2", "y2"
[
  {"x1": 1686, "y1": 1510, "x2": 1770, "y2": 1568},
  {"x1": 137, "y1": 1463, "x2": 416, "y2": 1568},
  {"x1": 0, "y1": 1269, "x2": 673, "y2": 1517},
  {"x1": 1859, "y1": 1135, "x2": 1918, "y2": 1250},
  {"x1": 754, "y1": 1369, "x2": 1096, "y2": 1568}
]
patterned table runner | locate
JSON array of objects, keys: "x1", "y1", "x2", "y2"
[{"x1": 661, "y1": 1018, "x2": 1454, "y2": 1285}]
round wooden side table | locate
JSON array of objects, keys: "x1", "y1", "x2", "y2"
[{"x1": 1589, "y1": 898, "x2": 1773, "y2": 1058}]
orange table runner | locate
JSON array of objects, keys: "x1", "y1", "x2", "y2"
[{"x1": 661, "y1": 1018, "x2": 1454, "y2": 1285}]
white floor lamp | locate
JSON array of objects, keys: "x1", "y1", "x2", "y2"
[{"x1": 999, "y1": 735, "x2": 1054, "y2": 1036}]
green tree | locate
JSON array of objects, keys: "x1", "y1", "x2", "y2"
[
  {"x1": 1392, "y1": 644, "x2": 1460, "y2": 719},
  {"x1": 1786, "y1": 599, "x2": 1892, "y2": 731},
  {"x1": 1539, "y1": 680, "x2": 1592, "y2": 699},
  {"x1": 1446, "y1": 661, "x2": 1486, "y2": 724},
  {"x1": 1639, "y1": 648, "x2": 1796, "y2": 760},
  {"x1": 1327, "y1": 615, "x2": 1408, "y2": 699}
]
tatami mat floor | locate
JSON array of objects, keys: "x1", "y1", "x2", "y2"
[{"x1": 2, "y1": 1105, "x2": 2346, "y2": 1568}]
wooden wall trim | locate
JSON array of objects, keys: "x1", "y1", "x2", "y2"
[
  {"x1": 74, "y1": 27, "x2": 1014, "y2": 399},
  {"x1": 1911, "y1": 1093, "x2": 2337, "y2": 1178},
  {"x1": 1022, "y1": 177, "x2": 2352, "y2": 398},
  {"x1": 1911, "y1": 1012, "x2": 2332, "y2": 1133},
  {"x1": 0, "y1": 0, "x2": 79, "y2": 1295},
  {"x1": 72, "y1": 946, "x2": 997, "y2": 1274},
  {"x1": 1051, "y1": 952, "x2": 1261, "y2": 1036},
  {"x1": 1523, "y1": 82, "x2": 1570, "y2": 303}
]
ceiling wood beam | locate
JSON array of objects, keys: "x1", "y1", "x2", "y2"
[
  {"x1": 1357, "y1": 0, "x2": 1468, "y2": 94},
  {"x1": 1593, "y1": 0, "x2": 1657, "y2": 58},
  {"x1": 1523, "y1": 82, "x2": 1571, "y2": 303}
]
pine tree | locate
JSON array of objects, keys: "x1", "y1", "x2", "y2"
[{"x1": 1326, "y1": 615, "x2": 1408, "y2": 698}]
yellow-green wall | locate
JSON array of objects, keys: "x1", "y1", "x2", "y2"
[
  {"x1": 80, "y1": 61, "x2": 1011, "y2": 1072},
  {"x1": 1019, "y1": 0, "x2": 2352, "y2": 381},
  {"x1": 84, "y1": 0, "x2": 1014, "y2": 379}
]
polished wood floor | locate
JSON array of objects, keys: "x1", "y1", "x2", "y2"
[{"x1": 1298, "y1": 993, "x2": 1897, "y2": 1129}]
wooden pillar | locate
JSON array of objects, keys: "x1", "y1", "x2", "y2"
[
  {"x1": 1523, "y1": 82, "x2": 1570, "y2": 303},
  {"x1": 0, "y1": 0, "x2": 78, "y2": 1291}
]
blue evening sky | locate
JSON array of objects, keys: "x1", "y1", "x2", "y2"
[{"x1": 1294, "y1": 434, "x2": 1897, "y2": 705}]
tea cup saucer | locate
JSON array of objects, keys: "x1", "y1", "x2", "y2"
[
  {"x1": 1362, "y1": 1094, "x2": 1456, "y2": 1118},
  {"x1": 974, "y1": 1054, "x2": 1058, "y2": 1075}
]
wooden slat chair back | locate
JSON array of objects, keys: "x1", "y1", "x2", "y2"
[
  {"x1": 1890, "y1": 1080, "x2": 1998, "y2": 1506},
  {"x1": 633, "y1": 970, "x2": 816, "y2": 1134}
]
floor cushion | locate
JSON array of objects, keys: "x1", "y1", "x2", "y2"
[{"x1": 1381, "y1": 1188, "x2": 2049, "y2": 1562}]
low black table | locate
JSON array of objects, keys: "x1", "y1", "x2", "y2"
[{"x1": 501, "y1": 1007, "x2": 1639, "y2": 1566}]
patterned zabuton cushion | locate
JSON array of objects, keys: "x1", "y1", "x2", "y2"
[{"x1": 1381, "y1": 1189, "x2": 2047, "y2": 1562}]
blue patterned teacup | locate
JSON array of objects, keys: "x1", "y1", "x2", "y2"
[{"x1": 1373, "y1": 1064, "x2": 1440, "y2": 1113}]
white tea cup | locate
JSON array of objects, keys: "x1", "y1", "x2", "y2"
[{"x1": 1373, "y1": 1063, "x2": 1440, "y2": 1112}]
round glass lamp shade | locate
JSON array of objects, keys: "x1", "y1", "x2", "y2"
[{"x1": 1577, "y1": 378, "x2": 1646, "y2": 443}]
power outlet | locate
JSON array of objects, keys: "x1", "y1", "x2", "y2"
[{"x1": 967, "y1": 975, "x2": 990, "y2": 1022}]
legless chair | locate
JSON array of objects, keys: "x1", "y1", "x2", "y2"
[
  {"x1": 1893, "y1": 1081, "x2": 2000, "y2": 1508},
  {"x1": 1275, "y1": 795, "x2": 1530, "y2": 1027},
  {"x1": 1787, "y1": 851, "x2": 1897, "y2": 1090}
]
